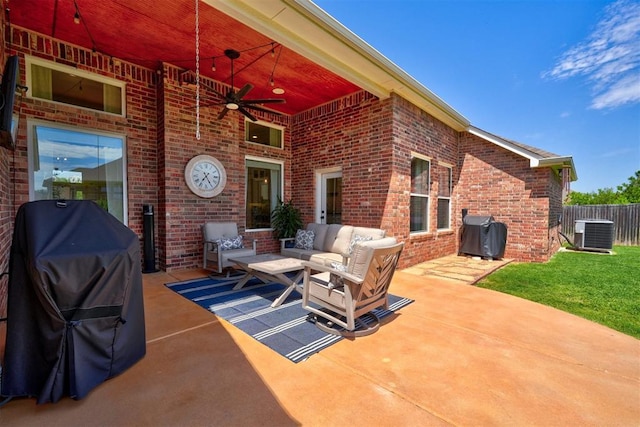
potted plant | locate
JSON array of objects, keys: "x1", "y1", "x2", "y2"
[{"x1": 271, "y1": 198, "x2": 303, "y2": 247}]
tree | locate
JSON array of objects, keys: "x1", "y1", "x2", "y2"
[
  {"x1": 567, "y1": 188, "x2": 627, "y2": 205},
  {"x1": 617, "y1": 170, "x2": 640, "y2": 203},
  {"x1": 566, "y1": 170, "x2": 639, "y2": 205}
]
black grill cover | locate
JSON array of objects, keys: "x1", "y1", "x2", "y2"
[
  {"x1": 459, "y1": 215, "x2": 507, "y2": 259},
  {"x1": 1, "y1": 200, "x2": 145, "y2": 404}
]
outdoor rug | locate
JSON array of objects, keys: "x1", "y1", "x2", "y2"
[{"x1": 165, "y1": 274, "x2": 414, "y2": 363}]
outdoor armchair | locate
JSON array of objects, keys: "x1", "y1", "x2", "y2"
[
  {"x1": 301, "y1": 240, "x2": 404, "y2": 336},
  {"x1": 202, "y1": 222, "x2": 257, "y2": 274}
]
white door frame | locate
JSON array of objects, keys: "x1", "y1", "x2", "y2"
[{"x1": 315, "y1": 167, "x2": 342, "y2": 224}]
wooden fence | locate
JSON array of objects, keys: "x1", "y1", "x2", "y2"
[{"x1": 561, "y1": 204, "x2": 640, "y2": 246}]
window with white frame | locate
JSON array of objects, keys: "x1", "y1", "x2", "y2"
[
  {"x1": 410, "y1": 155, "x2": 430, "y2": 232},
  {"x1": 26, "y1": 56, "x2": 125, "y2": 116},
  {"x1": 245, "y1": 120, "x2": 283, "y2": 149},
  {"x1": 28, "y1": 121, "x2": 127, "y2": 223},
  {"x1": 437, "y1": 164, "x2": 452, "y2": 230},
  {"x1": 245, "y1": 157, "x2": 282, "y2": 230}
]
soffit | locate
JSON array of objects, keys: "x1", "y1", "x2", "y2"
[{"x1": 9, "y1": 0, "x2": 468, "y2": 129}]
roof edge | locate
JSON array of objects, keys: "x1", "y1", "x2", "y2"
[
  {"x1": 206, "y1": 0, "x2": 469, "y2": 130},
  {"x1": 468, "y1": 126, "x2": 577, "y2": 181}
]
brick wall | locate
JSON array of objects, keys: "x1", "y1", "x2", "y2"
[
  {"x1": 0, "y1": 24, "x2": 159, "y2": 315},
  {"x1": 458, "y1": 132, "x2": 562, "y2": 262},
  {"x1": 291, "y1": 93, "x2": 461, "y2": 269},
  {"x1": 391, "y1": 94, "x2": 461, "y2": 267},
  {"x1": 291, "y1": 91, "x2": 392, "y2": 226},
  {"x1": 158, "y1": 65, "x2": 291, "y2": 270}
]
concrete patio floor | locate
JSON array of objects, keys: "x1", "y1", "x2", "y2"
[{"x1": 1, "y1": 255, "x2": 639, "y2": 426}]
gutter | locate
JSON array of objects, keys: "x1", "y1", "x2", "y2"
[{"x1": 468, "y1": 126, "x2": 578, "y2": 181}]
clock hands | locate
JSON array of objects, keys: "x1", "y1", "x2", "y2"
[{"x1": 197, "y1": 171, "x2": 219, "y2": 189}]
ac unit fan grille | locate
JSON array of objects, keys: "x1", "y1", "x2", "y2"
[{"x1": 583, "y1": 222, "x2": 614, "y2": 250}]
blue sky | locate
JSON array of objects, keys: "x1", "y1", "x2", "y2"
[{"x1": 313, "y1": 0, "x2": 640, "y2": 193}]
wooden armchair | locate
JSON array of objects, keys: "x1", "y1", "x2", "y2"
[
  {"x1": 202, "y1": 222, "x2": 257, "y2": 274},
  {"x1": 301, "y1": 240, "x2": 404, "y2": 337}
]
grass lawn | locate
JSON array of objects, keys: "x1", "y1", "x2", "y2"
[{"x1": 477, "y1": 246, "x2": 640, "y2": 339}]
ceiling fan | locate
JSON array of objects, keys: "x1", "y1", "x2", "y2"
[{"x1": 207, "y1": 49, "x2": 285, "y2": 122}]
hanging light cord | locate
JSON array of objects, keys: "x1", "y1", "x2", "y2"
[
  {"x1": 268, "y1": 45, "x2": 283, "y2": 88},
  {"x1": 194, "y1": 0, "x2": 201, "y2": 140}
]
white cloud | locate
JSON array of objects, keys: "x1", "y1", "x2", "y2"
[
  {"x1": 591, "y1": 73, "x2": 640, "y2": 108},
  {"x1": 543, "y1": 0, "x2": 640, "y2": 110}
]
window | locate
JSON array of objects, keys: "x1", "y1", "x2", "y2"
[
  {"x1": 26, "y1": 56, "x2": 125, "y2": 115},
  {"x1": 437, "y1": 165, "x2": 452, "y2": 230},
  {"x1": 410, "y1": 156, "x2": 430, "y2": 232},
  {"x1": 28, "y1": 122, "x2": 127, "y2": 223},
  {"x1": 245, "y1": 120, "x2": 283, "y2": 148},
  {"x1": 246, "y1": 157, "x2": 282, "y2": 230}
]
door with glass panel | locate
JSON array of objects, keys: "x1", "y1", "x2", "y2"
[{"x1": 319, "y1": 171, "x2": 342, "y2": 224}]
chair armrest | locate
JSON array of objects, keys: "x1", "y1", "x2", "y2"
[
  {"x1": 301, "y1": 261, "x2": 363, "y2": 284},
  {"x1": 280, "y1": 237, "x2": 295, "y2": 251},
  {"x1": 244, "y1": 237, "x2": 257, "y2": 251},
  {"x1": 204, "y1": 240, "x2": 220, "y2": 252},
  {"x1": 339, "y1": 252, "x2": 350, "y2": 265}
]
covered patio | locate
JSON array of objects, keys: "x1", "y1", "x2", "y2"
[{"x1": 1, "y1": 258, "x2": 637, "y2": 425}]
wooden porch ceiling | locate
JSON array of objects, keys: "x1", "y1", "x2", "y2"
[{"x1": 7, "y1": 0, "x2": 362, "y2": 116}]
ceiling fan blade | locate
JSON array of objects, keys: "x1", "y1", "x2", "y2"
[
  {"x1": 217, "y1": 107, "x2": 229, "y2": 120},
  {"x1": 242, "y1": 98, "x2": 286, "y2": 104},
  {"x1": 236, "y1": 83, "x2": 254, "y2": 100},
  {"x1": 238, "y1": 106, "x2": 258, "y2": 122}
]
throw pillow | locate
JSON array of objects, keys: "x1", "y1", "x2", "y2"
[
  {"x1": 216, "y1": 235, "x2": 243, "y2": 251},
  {"x1": 348, "y1": 234, "x2": 373, "y2": 254},
  {"x1": 294, "y1": 229, "x2": 315, "y2": 250}
]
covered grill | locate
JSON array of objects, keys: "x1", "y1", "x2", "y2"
[
  {"x1": 459, "y1": 214, "x2": 507, "y2": 259},
  {"x1": 1, "y1": 200, "x2": 146, "y2": 404}
]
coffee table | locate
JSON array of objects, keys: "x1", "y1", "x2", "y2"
[{"x1": 229, "y1": 254, "x2": 305, "y2": 308}]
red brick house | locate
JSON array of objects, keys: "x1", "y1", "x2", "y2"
[{"x1": 0, "y1": 1, "x2": 575, "y2": 312}]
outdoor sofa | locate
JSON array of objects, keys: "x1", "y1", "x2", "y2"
[{"x1": 280, "y1": 223, "x2": 395, "y2": 265}]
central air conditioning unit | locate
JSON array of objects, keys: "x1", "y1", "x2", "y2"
[{"x1": 574, "y1": 219, "x2": 614, "y2": 252}]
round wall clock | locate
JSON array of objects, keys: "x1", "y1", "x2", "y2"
[{"x1": 184, "y1": 154, "x2": 227, "y2": 198}]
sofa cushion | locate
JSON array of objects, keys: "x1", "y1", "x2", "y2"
[
  {"x1": 347, "y1": 243, "x2": 373, "y2": 278},
  {"x1": 294, "y1": 229, "x2": 315, "y2": 250},
  {"x1": 306, "y1": 223, "x2": 329, "y2": 251},
  {"x1": 347, "y1": 237, "x2": 398, "y2": 277},
  {"x1": 329, "y1": 225, "x2": 354, "y2": 255},
  {"x1": 358, "y1": 236, "x2": 397, "y2": 249},
  {"x1": 308, "y1": 252, "x2": 342, "y2": 265},
  {"x1": 352, "y1": 226, "x2": 385, "y2": 240},
  {"x1": 320, "y1": 224, "x2": 345, "y2": 252}
]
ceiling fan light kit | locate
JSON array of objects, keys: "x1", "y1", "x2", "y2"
[{"x1": 206, "y1": 48, "x2": 286, "y2": 122}]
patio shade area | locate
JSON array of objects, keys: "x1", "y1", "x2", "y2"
[{"x1": 1, "y1": 260, "x2": 638, "y2": 425}]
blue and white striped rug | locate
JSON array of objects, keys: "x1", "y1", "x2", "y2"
[{"x1": 165, "y1": 274, "x2": 413, "y2": 363}]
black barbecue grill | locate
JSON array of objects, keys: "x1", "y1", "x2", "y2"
[
  {"x1": 1, "y1": 200, "x2": 146, "y2": 404},
  {"x1": 459, "y1": 213, "x2": 507, "y2": 259}
]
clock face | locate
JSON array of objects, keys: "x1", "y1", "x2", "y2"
[{"x1": 185, "y1": 155, "x2": 227, "y2": 198}]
